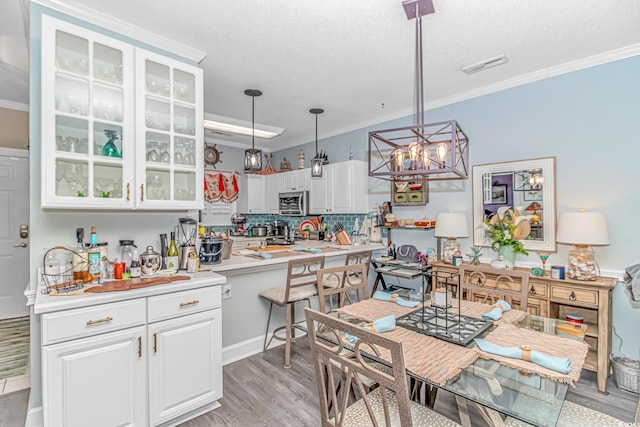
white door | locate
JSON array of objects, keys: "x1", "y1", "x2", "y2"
[{"x1": 0, "y1": 148, "x2": 29, "y2": 319}]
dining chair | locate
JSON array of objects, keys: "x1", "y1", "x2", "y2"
[
  {"x1": 259, "y1": 255, "x2": 325, "y2": 368},
  {"x1": 304, "y1": 307, "x2": 460, "y2": 427},
  {"x1": 317, "y1": 263, "x2": 369, "y2": 313},
  {"x1": 323, "y1": 250, "x2": 373, "y2": 306},
  {"x1": 459, "y1": 264, "x2": 530, "y2": 312}
]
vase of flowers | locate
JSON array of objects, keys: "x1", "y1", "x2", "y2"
[{"x1": 483, "y1": 207, "x2": 530, "y2": 269}]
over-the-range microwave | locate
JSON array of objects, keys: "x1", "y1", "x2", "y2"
[{"x1": 278, "y1": 191, "x2": 309, "y2": 216}]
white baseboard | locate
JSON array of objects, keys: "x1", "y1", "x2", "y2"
[
  {"x1": 25, "y1": 406, "x2": 43, "y2": 427},
  {"x1": 222, "y1": 334, "x2": 284, "y2": 366}
]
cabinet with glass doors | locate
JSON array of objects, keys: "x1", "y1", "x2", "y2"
[{"x1": 40, "y1": 15, "x2": 203, "y2": 210}]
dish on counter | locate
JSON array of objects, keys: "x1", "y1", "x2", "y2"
[{"x1": 299, "y1": 220, "x2": 317, "y2": 231}]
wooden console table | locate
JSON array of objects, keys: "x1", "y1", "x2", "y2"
[{"x1": 432, "y1": 261, "x2": 617, "y2": 393}]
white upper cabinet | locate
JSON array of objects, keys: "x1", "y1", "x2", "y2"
[
  {"x1": 40, "y1": 15, "x2": 203, "y2": 210},
  {"x1": 238, "y1": 174, "x2": 266, "y2": 214},
  {"x1": 309, "y1": 160, "x2": 369, "y2": 214},
  {"x1": 279, "y1": 169, "x2": 310, "y2": 192}
]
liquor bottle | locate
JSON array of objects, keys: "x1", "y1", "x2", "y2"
[
  {"x1": 87, "y1": 226, "x2": 102, "y2": 283},
  {"x1": 72, "y1": 228, "x2": 88, "y2": 281},
  {"x1": 166, "y1": 231, "x2": 179, "y2": 270}
]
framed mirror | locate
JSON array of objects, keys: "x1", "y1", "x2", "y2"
[{"x1": 472, "y1": 157, "x2": 557, "y2": 252}]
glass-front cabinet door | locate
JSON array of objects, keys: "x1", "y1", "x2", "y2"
[
  {"x1": 41, "y1": 15, "x2": 134, "y2": 209},
  {"x1": 135, "y1": 50, "x2": 203, "y2": 210}
]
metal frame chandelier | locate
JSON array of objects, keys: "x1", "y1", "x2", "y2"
[
  {"x1": 368, "y1": 0, "x2": 469, "y2": 182},
  {"x1": 244, "y1": 89, "x2": 263, "y2": 173},
  {"x1": 310, "y1": 108, "x2": 325, "y2": 178}
]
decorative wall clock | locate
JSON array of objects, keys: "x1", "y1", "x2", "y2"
[{"x1": 204, "y1": 144, "x2": 222, "y2": 168}]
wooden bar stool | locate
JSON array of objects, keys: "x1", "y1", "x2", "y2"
[{"x1": 259, "y1": 255, "x2": 325, "y2": 368}]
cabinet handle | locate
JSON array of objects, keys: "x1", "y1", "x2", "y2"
[
  {"x1": 569, "y1": 291, "x2": 577, "y2": 301},
  {"x1": 529, "y1": 286, "x2": 536, "y2": 295},
  {"x1": 140, "y1": 184, "x2": 144, "y2": 202},
  {"x1": 126, "y1": 183, "x2": 131, "y2": 201},
  {"x1": 180, "y1": 299, "x2": 199, "y2": 307},
  {"x1": 138, "y1": 336, "x2": 142, "y2": 358},
  {"x1": 86, "y1": 316, "x2": 113, "y2": 326},
  {"x1": 153, "y1": 332, "x2": 158, "y2": 353}
]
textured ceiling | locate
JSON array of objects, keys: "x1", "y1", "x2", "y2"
[{"x1": 1, "y1": 0, "x2": 639, "y2": 150}]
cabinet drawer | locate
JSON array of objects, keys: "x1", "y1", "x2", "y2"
[
  {"x1": 550, "y1": 286, "x2": 598, "y2": 306},
  {"x1": 528, "y1": 281, "x2": 548, "y2": 297},
  {"x1": 148, "y1": 286, "x2": 221, "y2": 323},
  {"x1": 42, "y1": 299, "x2": 146, "y2": 345}
]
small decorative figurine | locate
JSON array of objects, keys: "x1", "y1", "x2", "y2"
[
  {"x1": 280, "y1": 157, "x2": 292, "y2": 172},
  {"x1": 298, "y1": 149, "x2": 305, "y2": 169}
]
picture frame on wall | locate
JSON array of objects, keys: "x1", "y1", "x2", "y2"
[{"x1": 491, "y1": 184, "x2": 507, "y2": 204}]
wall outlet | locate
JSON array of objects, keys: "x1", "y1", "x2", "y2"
[{"x1": 222, "y1": 284, "x2": 231, "y2": 300}]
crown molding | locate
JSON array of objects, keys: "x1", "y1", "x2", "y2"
[
  {"x1": 0, "y1": 99, "x2": 29, "y2": 112},
  {"x1": 32, "y1": 0, "x2": 206, "y2": 63},
  {"x1": 275, "y1": 44, "x2": 640, "y2": 152}
]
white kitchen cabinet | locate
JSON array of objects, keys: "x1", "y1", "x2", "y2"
[
  {"x1": 280, "y1": 169, "x2": 310, "y2": 192},
  {"x1": 309, "y1": 160, "x2": 369, "y2": 214},
  {"x1": 238, "y1": 174, "x2": 266, "y2": 213},
  {"x1": 42, "y1": 326, "x2": 147, "y2": 427},
  {"x1": 40, "y1": 15, "x2": 203, "y2": 210},
  {"x1": 148, "y1": 309, "x2": 222, "y2": 425},
  {"x1": 41, "y1": 285, "x2": 222, "y2": 427},
  {"x1": 265, "y1": 174, "x2": 281, "y2": 213}
]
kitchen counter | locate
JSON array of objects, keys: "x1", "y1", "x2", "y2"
[
  {"x1": 33, "y1": 274, "x2": 226, "y2": 315},
  {"x1": 208, "y1": 241, "x2": 386, "y2": 276}
]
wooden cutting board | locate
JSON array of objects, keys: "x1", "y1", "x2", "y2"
[
  {"x1": 84, "y1": 276, "x2": 191, "y2": 293},
  {"x1": 247, "y1": 245, "x2": 292, "y2": 252}
]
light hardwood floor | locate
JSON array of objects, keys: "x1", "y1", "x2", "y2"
[{"x1": 181, "y1": 340, "x2": 639, "y2": 426}]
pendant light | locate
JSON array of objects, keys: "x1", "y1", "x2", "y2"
[
  {"x1": 310, "y1": 108, "x2": 324, "y2": 178},
  {"x1": 244, "y1": 89, "x2": 263, "y2": 174}
]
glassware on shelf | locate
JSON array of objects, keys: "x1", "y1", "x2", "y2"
[
  {"x1": 146, "y1": 141, "x2": 160, "y2": 162},
  {"x1": 101, "y1": 129, "x2": 121, "y2": 158},
  {"x1": 160, "y1": 143, "x2": 170, "y2": 164}
]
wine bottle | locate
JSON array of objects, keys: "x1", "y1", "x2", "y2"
[
  {"x1": 166, "y1": 231, "x2": 179, "y2": 270},
  {"x1": 87, "y1": 226, "x2": 102, "y2": 283},
  {"x1": 72, "y1": 228, "x2": 88, "y2": 281}
]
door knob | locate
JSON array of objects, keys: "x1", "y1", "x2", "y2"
[
  {"x1": 20, "y1": 224, "x2": 29, "y2": 238},
  {"x1": 13, "y1": 243, "x2": 27, "y2": 248}
]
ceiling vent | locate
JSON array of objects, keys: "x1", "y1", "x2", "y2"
[{"x1": 462, "y1": 54, "x2": 509, "y2": 75}]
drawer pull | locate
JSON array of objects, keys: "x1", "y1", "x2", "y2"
[
  {"x1": 138, "y1": 336, "x2": 142, "y2": 358},
  {"x1": 140, "y1": 184, "x2": 144, "y2": 202},
  {"x1": 180, "y1": 299, "x2": 200, "y2": 307},
  {"x1": 153, "y1": 332, "x2": 158, "y2": 353},
  {"x1": 86, "y1": 316, "x2": 113, "y2": 326},
  {"x1": 569, "y1": 291, "x2": 577, "y2": 301},
  {"x1": 126, "y1": 183, "x2": 131, "y2": 201},
  {"x1": 529, "y1": 286, "x2": 536, "y2": 295}
]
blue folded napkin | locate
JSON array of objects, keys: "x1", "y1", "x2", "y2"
[
  {"x1": 345, "y1": 315, "x2": 396, "y2": 342},
  {"x1": 296, "y1": 247, "x2": 322, "y2": 254},
  {"x1": 474, "y1": 338, "x2": 571, "y2": 374},
  {"x1": 373, "y1": 291, "x2": 420, "y2": 308},
  {"x1": 252, "y1": 251, "x2": 272, "y2": 259},
  {"x1": 481, "y1": 299, "x2": 511, "y2": 321}
]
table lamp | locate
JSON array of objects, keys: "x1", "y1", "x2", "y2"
[
  {"x1": 556, "y1": 210, "x2": 609, "y2": 280},
  {"x1": 435, "y1": 212, "x2": 469, "y2": 264}
]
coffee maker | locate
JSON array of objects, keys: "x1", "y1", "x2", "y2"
[
  {"x1": 177, "y1": 217, "x2": 198, "y2": 270},
  {"x1": 267, "y1": 220, "x2": 294, "y2": 245}
]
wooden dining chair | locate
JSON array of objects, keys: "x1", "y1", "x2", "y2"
[
  {"x1": 459, "y1": 264, "x2": 530, "y2": 312},
  {"x1": 317, "y1": 263, "x2": 369, "y2": 313},
  {"x1": 304, "y1": 307, "x2": 460, "y2": 427},
  {"x1": 259, "y1": 255, "x2": 325, "y2": 368}
]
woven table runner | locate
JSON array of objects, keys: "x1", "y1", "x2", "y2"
[
  {"x1": 474, "y1": 323, "x2": 589, "y2": 384},
  {"x1": 447, "y1": 300, "x2": 528, "y2": 325},
  {"x1": 376, "y1": 327, "x2": 478, "y2": 386},
  {"x1": 244, "y1": 251, "x2": 299, "y2": 259}
]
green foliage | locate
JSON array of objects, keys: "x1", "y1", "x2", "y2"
[{"x1": 483, "y1": 209, "x2": 529, "y2": 256}]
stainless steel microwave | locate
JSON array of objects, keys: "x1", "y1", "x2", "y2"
[{"x1": 278, "y1": 191, "x2": 309, "y2": 216}]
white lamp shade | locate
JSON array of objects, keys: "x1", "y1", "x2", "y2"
[
  {"x1": 434, "y1": 212, "x2": 469, "y2": 238},
  {"x1": 556, "y1": 211, "x2": 610, "y2": 245}
]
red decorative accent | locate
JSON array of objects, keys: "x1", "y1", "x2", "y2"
[
  {"x1": 233, "y1": 174, "x2": 239, "y2": 192},
  {"x1": 219, "y1": 173, "x2": 224, "y2": 191},
  {"x1": 204, "y1": 179, "x2": 208, "y2": 191}
]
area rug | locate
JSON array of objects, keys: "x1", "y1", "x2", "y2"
[{"x1": 0, "y1": 316, "x2": 30, "y2": 381}]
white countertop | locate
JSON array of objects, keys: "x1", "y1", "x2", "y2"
[
  {"x1": 207, "y1": 242, "x2": 386, "y2": 274},
  {"x1": 34, "y1": 273, "x2": 226, "y2": 315}
]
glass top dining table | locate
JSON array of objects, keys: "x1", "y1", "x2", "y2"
[{"x1": 294, "y1": 296, "x2": 578, "y2": 427}]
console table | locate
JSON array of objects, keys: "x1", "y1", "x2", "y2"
[{"x1": 432, "y1": 261, "x2": 617, "y2": 393}]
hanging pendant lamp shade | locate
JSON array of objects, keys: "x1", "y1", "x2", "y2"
[
  {"x1": 310, "y1": 108, "x2": 324, "y2": 178},
  {"x1": 244, "y1": 89, "x2": 263, "y2": 174}
]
